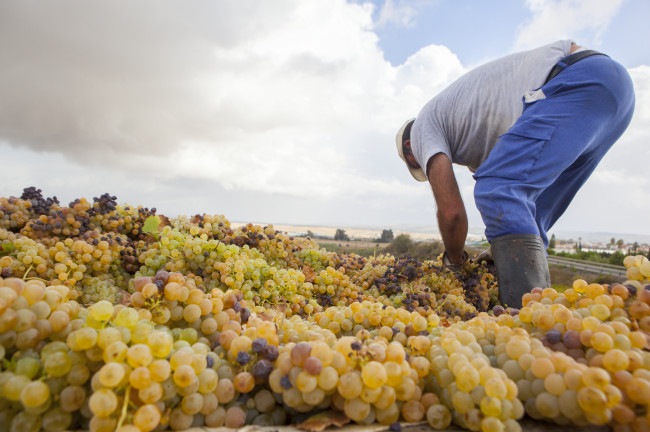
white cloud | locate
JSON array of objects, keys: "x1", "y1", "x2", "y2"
[
  {"x1": 0, "y1": 0, "x2": 466, "y2": 202},
  {"x1": 623, "y1": 66, "x2": 650, "y2": 141},
  {"x1": 374, "y1": 0, "x2": 418, "y2": 29},
  {"x1": 514, "y1": 0, "x2": 624, "y2": 51}
]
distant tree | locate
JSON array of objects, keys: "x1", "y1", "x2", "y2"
[
  {"x1": 306, "y1": 230, "x2": 315, "y2": 238},
  {"x1": 378, "y1": 229, "x2": 394, "y2": 243},
  {"x1": 549, "y1": 234, "x2": 556, "y2": 250},
  {"x1": 609, "y1": 251, "x2": 625, "y2": 266},
  {"x1": 334, "y1": 229, "x2": 349, "y2": 241},
  {"x1": 610, "y1": 237, "x2": 616, "y2": 248},
  {"x1": 616, "y1": 239, "x2": 624, "y2": 249},
  {"x1": 632, "y1": 242, "x2": 639, "y2": 254},
  {"x1": 577, "y1": 237, "x2": 582, "y2": 253},
  {"x1": 389, "y1": 234, "x2": 414, "y2": 256}
]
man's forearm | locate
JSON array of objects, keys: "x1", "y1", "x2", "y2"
[
  {"x1": 425, "y1": 153, "x2": 468, "y2": 265},
  {"x1": 437, "y1": 209, "x2": 468, "y2": 264}
]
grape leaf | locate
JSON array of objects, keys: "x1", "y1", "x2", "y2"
[
  {"x1": 297, "y1": 410, "x2": 350, "y2": 431},
  {"x1": 303, "y1": 265, "x2": 316, "y2": 283},
  {"x1": 1, "y1": 243, "x2": 16, "y2": 256},
  {"x1": 257, "y1": 311, "x2": 275, "y2": 322},
  {"x1": 142, "y1": 216, "x2": 162, "y2": 235}
]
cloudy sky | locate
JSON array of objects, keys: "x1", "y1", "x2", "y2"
[{"x1": 1, "y1": 0, "x2": 649, "y2": 240}]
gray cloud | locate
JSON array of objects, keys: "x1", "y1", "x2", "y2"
[
  {"x1": 1, "y1": 0, "x2": 648, "y2": 236},
  {"x1": 0, "y1": 1, "x2": 290, "y2": 159},
  {"x1": 1, "y1": 0, "x2": 456, "y2": 199}
]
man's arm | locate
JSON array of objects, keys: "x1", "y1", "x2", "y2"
[{"x1": 426, "y1": 153, "x2": 468, "y2": 265}]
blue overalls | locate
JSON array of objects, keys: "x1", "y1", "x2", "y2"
[{"x1": 473, "y1": 54, "x2": 635, "y2": 248}]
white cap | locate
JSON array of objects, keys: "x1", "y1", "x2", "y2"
[{"x1": 396, "y1": 118, "x2": 427, "y2": 182}]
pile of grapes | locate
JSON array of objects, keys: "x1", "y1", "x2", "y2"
[{"x1": 0, "y1": 188, "x2": 649, "y2": 432}]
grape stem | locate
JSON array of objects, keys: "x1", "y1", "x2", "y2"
[
  {"x1": 434, "y1": 298, "x2": 447, "y2": 314},
  {"x1": 24, "y1": 276, "x2": 48, "y2": 283},
  {"x1": 21, "y1": 263, "x2": 34, "y2": 280},
  {"x1": 116, "y1": 384, "x2": 131, "y2": 430},
  {"x1": 20, "y1": 262, "x2": 49, "y2": 283}
]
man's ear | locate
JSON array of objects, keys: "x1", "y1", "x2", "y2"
[{"x1": 403, "y1": 140, "x2": 412, "y2": 150}]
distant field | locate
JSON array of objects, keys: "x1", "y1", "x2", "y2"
[
  {"x1": 231, "y1": 222, "x2": 442, "y2": 242},
  {"x1": 313, "y1": 238, "x2": 387, "y2": 254}
]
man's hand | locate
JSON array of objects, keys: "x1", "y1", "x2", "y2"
[
  {"x1": 473, "y1": 247, "x2": 494, "y2": 265},
  {"x1": 442, "y1": 250, "x2": 469, "y2": 270}
]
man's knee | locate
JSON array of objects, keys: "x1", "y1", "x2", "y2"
[
  {"x1": 474, "y1": 177, "x2": 539, "y2": 240},
  {"x1": 473, "y1": 178, "x2": 505, "y2": 235},
  {"x1": 473, "y1": 178, "x2": 507, "y2": 213}
]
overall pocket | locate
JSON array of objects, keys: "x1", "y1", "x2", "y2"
[{"x1": 473, "y1": 119, "x2": 556, "y2": 182}]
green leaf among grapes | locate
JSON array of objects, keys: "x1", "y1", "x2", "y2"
[
  {"x1": 142, "y1": 216, "x2": 162, "y2": 235},
  {"x1": 1, "y1": 243, "x2": 16, "y2": 256}
]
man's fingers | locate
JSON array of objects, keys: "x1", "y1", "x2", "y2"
[{"x1": 473, "y1": 247, "x2": 493, "y2": 264}]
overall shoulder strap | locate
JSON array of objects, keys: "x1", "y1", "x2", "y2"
[{"x1": 544, "y1": 50, "x2": 609, "y2": 84}]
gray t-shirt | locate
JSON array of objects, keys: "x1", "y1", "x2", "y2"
[{"x1": 410, "y1": 40, "x2": 574, "y2": 177}]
